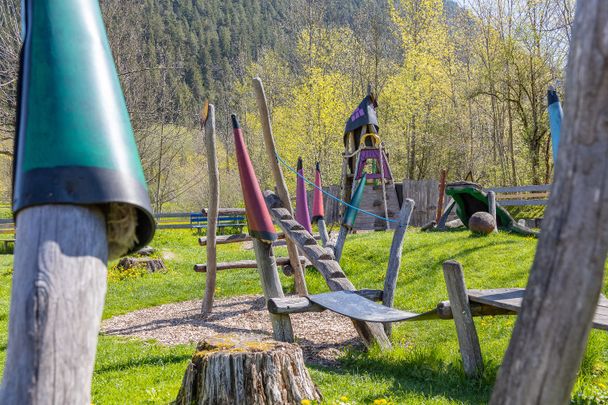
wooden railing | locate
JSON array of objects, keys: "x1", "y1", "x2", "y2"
[{"x1": 487, "y1": 184, "x2": 551, "y2": 207}]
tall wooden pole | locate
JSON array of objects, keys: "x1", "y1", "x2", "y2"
[
  {"x1": 377, "y1": 144, "x2": 390, "y2": 231},
  {"x1": 252, "y1": 77, "x2": 308, "y2": 296},
  {"x1": 382, "y1": 199, "x2": 414, "y2": 336},
  {"x1": 491, "y1": 2, "x2": 608, "y2": 403},
  {"x1": 201, "y1": 104, "x2": 219, "y2": 315},
  {"x1": 0, "y1": 205, "x2": 108, "y2": 403},
  {"x1": 487, "y1": 190, "x2": 497, "y2": 233},
  {"x1": 435, "y1": 169, "x2": 447, "y2": 224}
]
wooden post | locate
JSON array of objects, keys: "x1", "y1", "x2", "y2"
[
  {"x1": 491, "y1": 3, "x2": 608, "y2": 403},
  {"x1": 201, "y1": 104, "x2": 219, "y2": 315},
  {"x1": 317, "y1": 218, "x2": 330, "y2": 246},
  {"x1": 442, "y1": 260, "x2": 483, "y2": 378},
  {"x1": 437, "y1": 199, "x2": 455, "y2": 230},
  {"x1": 435, "y1": 169, "x2": 447, "y2": 224},
  {"x1": 333, "y1": 225, "x2": 349, "y2": 262},
  {"x1": 0, "y1": 205, "x2": 108, "y2": 404},
  {"x1": 383, "y1": 199, "x2": 414, "y2": 336},
  {"x1": 252, "y1": 77, "x2": 308, "y2": 296},
  {"x1": 377, "y1": 144, "x2": 390, "y2": 231},
  {"x1": 252, "y1": 239, "x2": 294, "y2": 342},
  {"x1": 487, "y1": 190, "x2": 497, "y2": 233}
]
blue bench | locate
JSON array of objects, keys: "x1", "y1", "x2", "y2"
[{"x1": 190, "y1": 213, "x2": 246, "y2": 234}]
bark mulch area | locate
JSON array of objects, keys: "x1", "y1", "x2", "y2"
[{"x1": 101, "y1": 295, "x2": 362, "y2": 367}]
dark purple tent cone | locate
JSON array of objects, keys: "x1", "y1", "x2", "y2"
[
  {"x1": 232, "y1": 114, "x2": 277, "y2": 243},
  {"x1": 312, "y1": 162, "x2": 325, "y2": 223},
  {"x1": 295, "y1": 157, "x2": 313, "y2": 234}
]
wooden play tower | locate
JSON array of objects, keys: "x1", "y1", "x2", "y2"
[{"x1": 340, "y1": 93, "x2": 401, "y2": 230}]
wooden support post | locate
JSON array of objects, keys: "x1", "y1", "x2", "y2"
[
  {"x1": 437, "y1": 199, "x2": 456, "y2": 230},
  {"x1": 252, "y1": 239, "x2": 294, "y2": 342},
  {"x1": 435, "y1": 169, "x2": 447, "y2": 224},
  {"x1": 317, "y1": 218, "x2": 330, "y2": 247},
  {"x1": 383, "y1": 199, "x2": 414, "y2": 336},
  {"x1": 487, "y1": 191, "x2": 497, "y2": 233},
  {"x1": 253, "y1": 77, "x2": 308, "y2": 296},
  {"x1": 378, "y1": 144, "x2": 390, "y2": 231},
  {"x1": 333, "y1": 225, "x2": 349, "y2": 262},
  {"x1": 201, "y1": 104, "x2": 219, "y2": 315},
  {"x1": 0, "y1": 205, "x2": 108, "y2": 404},
  {"x1": 442, "y1": 260, "x2": 483, "y2": 378}
]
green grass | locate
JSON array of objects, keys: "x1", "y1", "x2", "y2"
[{"x1": 0, "y1": 228, "x2": 607, "y2": 404}]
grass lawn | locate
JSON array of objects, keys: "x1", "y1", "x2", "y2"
[{"x1": 0, "y1": 228, "x2": 607, "y2": 404}]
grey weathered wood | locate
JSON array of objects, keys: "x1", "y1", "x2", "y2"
[
  {"x1": 487, "y1": 191, "x2": 497, "y2": 233},
  {"x1": 174, "y1": 335, "x2": 321, "y2": 404},
  {"x1": 437, "y1": 199, "x2": 456, "y2": 230},
  {"x1": 383, "y1": 198, "x2": 414, "y2": 335},
  {"x1": 201, "y1": 104, "x2": 219, "y2": 316},
  {"x1": 194, "y1": 256, "x2": 309, "y2": 272},
  {"x1": 333, "y1": 225, "x2": 349, "y2": 262},
  {"x1": 199, "y1": 232, "x2": 323, "y2": 246},
  {"x1": 264, "y1": 191, "x2": 391, "y2": 349},
  {"x1": 377, "y1": 144, "x2": 390, "y2": 231},
  {"x1": 0, "y1": 205, "x2": 108, "y2": 404},
  {"x1": 317, "y1": 218, "x2": 330, "y2": 246},
  {"x1": 435, "y1": 169, "x2": 447, "y2": 224},
  {"x1": 268, "y1": 289, "x2": 384, "y2": 315},
  {"x1": 253, "y1": 77, "x2": 308, "y2": 296},
  {"x1": 252, "y1": 239, "x2": 294, "y2": 342},
  {"x1": 442, "y1": 260, "x2": 483, "y2": 378},
  {"x1": 487, "y1": 184, "x2": 551, "y2": 194},
  {"x1": 491, "y1": 4, "x2": 608, "y2": 404},
  {"x1": 435, "y1": 300, "x2": 516, "y2": 319},
  {"x1": 200, "y1": 207, "x2": 246, "y2": 216}
]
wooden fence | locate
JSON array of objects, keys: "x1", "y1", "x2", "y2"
[{"x1": 487, "y1": 184, "x2": 551, "y2": 206}]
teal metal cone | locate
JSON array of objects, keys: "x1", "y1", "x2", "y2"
[
  {"x1": 343, "y1": 174, "x2": 367, "y2": 228},
  {"x1": 13, "y1": 0, "x2": 155, "y2": 252}
]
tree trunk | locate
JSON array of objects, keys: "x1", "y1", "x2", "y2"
[
  {"x1": 490, "y1": 3, "x2": 608, "y2": 403},
  {"x1": 174, "y1": 335, "x2": 322, "y2": 405},
  {"x1": 0, "y1": 205, "x2": 108, "y2": 404}
]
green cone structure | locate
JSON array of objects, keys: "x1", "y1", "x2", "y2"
[
  {"x1": 13, "y1": 0, "x2": 155, "y2": 253},
  {"x1": 343, "y1": 174, "x2": 367, "y2": 228}
]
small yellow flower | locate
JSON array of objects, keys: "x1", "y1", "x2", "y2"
[
  {"x1": 373, "y1": 399, "x2": 388, "y2": 405},
  {"x1": 340, "y1": 396, "x2": 349, "y2": 402},
  {"x1": 599, "y1": 382, "x2": 606, "y2": 389},
  {"x1": 301, "y1": 400, "x2": 312, "y2": 405}
]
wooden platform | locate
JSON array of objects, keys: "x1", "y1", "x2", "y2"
[
  {"x1": 352, "y1": 183, "x2": 401, "y2": 230},
  {"x1": 467, "y1": 288, "x2": 608, "y2": 331}
]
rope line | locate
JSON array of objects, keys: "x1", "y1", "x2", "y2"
[{"x1": 275, "y1": 153, "x2": 398, "y2": 224}]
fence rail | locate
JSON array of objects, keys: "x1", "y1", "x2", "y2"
[{"x1": 488, "y1": 184, "x2": 551, "y2": 206}]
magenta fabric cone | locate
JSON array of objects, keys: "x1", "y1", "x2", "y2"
[
  {"x1": 312, "y1": 162, "x2": 325, "y2": 223},
  {"x1": 232, "y1": 114, "x2": 277, "y2": 243},
  {"x1": 295, "y1": 157, "x2": 313, "y2": 234}
]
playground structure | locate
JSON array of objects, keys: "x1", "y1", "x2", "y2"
[{"x1": 340, "y1": 93, "x2": 401, "y2": 231}]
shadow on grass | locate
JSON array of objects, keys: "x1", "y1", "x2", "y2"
[
  {"x1": 310, "y1": 349, "x2": 499, "y2": 404},
  {"x1": 95, "y1": 352, "x2": 192, "y2": 374}
]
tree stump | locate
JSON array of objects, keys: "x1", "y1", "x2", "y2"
[
  {"x1": 117, "y1": 257, "x2": 166, "y2": 273},
  {"x1": 174, "y1": 334, "x2": 321, "y2": 405}
]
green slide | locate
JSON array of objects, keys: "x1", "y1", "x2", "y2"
[{"x1": 445, "y1": 182, "x2": 537, "y2": 237}]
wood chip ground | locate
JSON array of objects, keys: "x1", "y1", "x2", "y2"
[{"x1": 101, "y1": 295, "x2": 362, "y2": 366}]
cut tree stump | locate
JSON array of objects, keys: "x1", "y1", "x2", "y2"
[
  {"x1": 173, "y1": 334, "x2": 322, "y2": 405},
  {"x1": 118, "y1": 257, "x2": 166, "y2": 273}
]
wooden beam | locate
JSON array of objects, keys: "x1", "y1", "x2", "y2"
[
  {"x1": 383, "y1": 199, "x2": 414, "y2": 336},
  {"x1": 253, "y1": 77, "x2": 308, "y2": 296},
  {"x1": 201, "y1": 104, "x2": 219, "y2": 316},
  {"x1": 200, "y1": 208, "x2": 246, "y2": 216},
  {"x1": 0, "y1": 205, "x2": 108, "y2": 404},
  {"x1": 442, "y1": 260, "x2": 483, "y2": 378},
  {"x1": 317, "y1": 218, "x2": 330, "y2": 247},
  {"x1": 264, "y1": 190, "x2": 391, "y2": 349},
  {"x1": 435, "y1": 169, "x2": 448, "y2": 224},
  {"x1": 268, "y1": 289, "x2": 384, "y2": 315},
  {"x1": 194, "y1": 256, "x2": 310, "y2": 272},
  {"x1": 252, "y1": 239, "x2": 294, "y2": 342}
]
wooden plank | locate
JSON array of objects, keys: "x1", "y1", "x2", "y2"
[
  {"x1": 252, "y1": 239, "x2": 294, "y2": 342},
  {"x1": 201, "y1": 208, "x2": 246, "y2": 216},
  {"x1": 308, "y1": 291, "x2": 419, "y2": 322},
  {"x1": 496, "y1": 192, "x2": 549, "y2": 200},
  {"x1": 498, "y1": 199, "x2": 548, "y2": 207},
  {"x1": 194, "y1": 256, "x2": 309, "y2": 272},
  {"x1": 264, "y1": 190, "x2": 391, "y2": 349},
  {"x1": 268, "y1": 289, "x2": 384, "y2": 315},
  {"x1": 442, "y1": 260, "x2": 483, "y2": 378},
  {"x1": 383, "y1": 199, "x2": 414, "y2": 336},
  {"x1": 0, "y1": 205, "x2": 107, "y2": 404}
]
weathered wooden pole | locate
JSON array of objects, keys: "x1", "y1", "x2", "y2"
[
  {"x1": 435, "y1": 169, "x2": 447, "y2": 224},
  {"x1": 232, "y1": 114, "x2": 293, "y2": 341},
  {"x1": 487, "y1": 190, "x2": 497, "y2": 233},
  {"x1": 442, "y1": 261, "x2": 484, "y2": 378},
  {"x1": 201, "y1": 102, "x2": 219, "y2": 316},
  {"x1": 382, "y1": 198, "x2": 414, "y2": 336},
  {"x1": 334, "y1": 174, "x2": 367, "y2": 262},
  {"x1": 491, "y1": 2, "x2": 608, "y2": 403},
  {"x1": 252, "y1": 77, "x2": 308, "y2": 296},
  {"x1": 377, "y1": 144, "x2": 390, "y2": 231},
  {"x1": 312, "y1": 162, "x2": 330, "y2": 246},
  {"x1": 1, "y1": 1, "x2": 156, "y2": 402}
]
